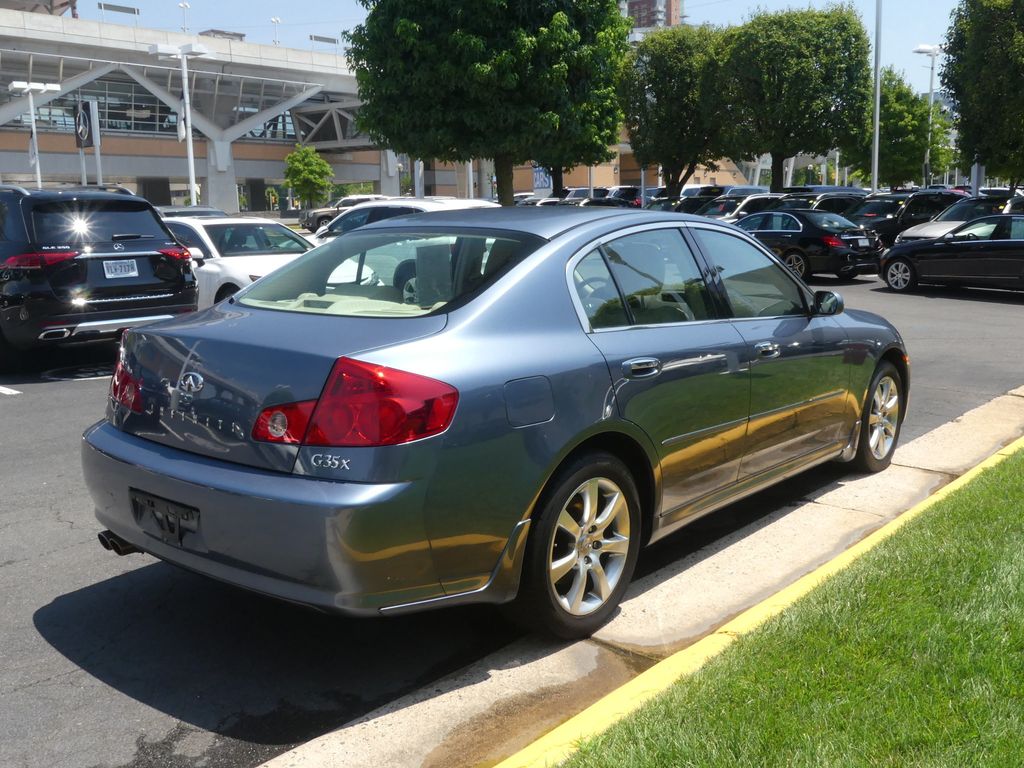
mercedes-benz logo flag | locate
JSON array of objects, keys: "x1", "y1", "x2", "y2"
[{"x1": 75, "y1": 102, "x2": 97, "y2": 148}]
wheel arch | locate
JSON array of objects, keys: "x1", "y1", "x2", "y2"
[{"x1": 880, "y1": 346, "x2": 910, "y2": 422}]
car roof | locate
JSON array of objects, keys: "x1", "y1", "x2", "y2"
[
  {"x1": 168, "y1": 217, "x2": 285, "y2": 227},
  {"x1": 0, "y1": 186, "x2": 147, "y2": 204},
  {"x1": 356, "y1": 205, "x2": 714, "y2": 240},
  {"x1": 342, "y1": 198, "x2": 500, "y2": 214}
]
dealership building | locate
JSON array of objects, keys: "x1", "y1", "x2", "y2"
[{"x1": 0, "y1": 1, "x2": 749, "y2": 211}]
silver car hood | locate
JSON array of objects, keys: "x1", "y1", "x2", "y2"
[{"x1": 899, "y1": 220, "x2": 960, "y2": 240}]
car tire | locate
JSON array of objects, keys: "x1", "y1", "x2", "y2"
[
  {"x1": 215, "y1": 284, "x2": 239, "y2": 303},
  {"x1": 884, "y1": 258, "x2": 917, "y2": 292},
  {"x1": 316, "y1": 217, "x2": 331, "y2": 230},
  {"x1": 782, "y1": 250, "x2": 810, "y2": 280},
  {"x1": 852, "y1": 361, "x2": 904, "y2": 473},
  {"x1": 393, "y1": 260, "x2": 416, "y2": 291},
  {"x1": 510, "y1": 452, "x2": 641, "y2": 639}
]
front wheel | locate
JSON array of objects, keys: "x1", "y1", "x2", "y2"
[
  {"x1": 782, "y1": 250, "x2": 810, "y2": 280},
  {"x1": 884, "y1": 258, "x2": 917, "y2": 292},
  {"x1": 511, "y1": 452, "x2": 641, "y2": 639},
  {"x1": 853, "y1": 361, "x2": 904, "y2": 473}
]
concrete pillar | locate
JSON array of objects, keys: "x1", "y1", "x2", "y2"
[
  {"x1": 477, "y1": 158, "x2": 495, "y2": 200},
  {"x1": 205, "y1": 139, "x2": 239, "y2": 213},
  {"x1": 379, "y1": 150, "x2": 400, "y2": 196},
  {"x1": 456, "y1": 160, "x2": 472, "y2": 199}
]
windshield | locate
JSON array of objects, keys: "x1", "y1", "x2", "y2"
[
  {"x1": 802, "y1": 211, "x2": 859, "y2": 233},
  {"x1": 696, "y1": 198, "x2": 739, "y2": 216},
  {"x1": 31, "y1": 201, "x2": 168, "y2": 244},
  {"x1": 848, "y1": 199, "x2": 903, "y2": 218},
  {"x1": 204, "y1": 223, "x2": 310, "y2": 256},
  {"x1": 773, "y1": 198, "x2": 813, "y2": 210},
  {"x1": 239, "y1": 228, "x2": 544, "y2": 318},
  {"x1": 934, "y1": 199, "x2": 1007, "y2": 222}
]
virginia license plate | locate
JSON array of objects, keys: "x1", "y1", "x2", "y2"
[
  {"x1": 103, "y1": 259, "x2": 139, "y2": 279},
  {"x1": 857, "y1": 238, "x2": 870, "y2": 248}
]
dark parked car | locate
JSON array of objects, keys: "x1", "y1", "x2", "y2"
[
  {"x1": 84, "y1": 207, "x2": 908, "y2": 639},
  {"x1": 770, "y1": 191, "x2": 866, "y2": 216},
  {"x1": 541, "y1": 187, "x2": 609, "y2": 206},
  {"x1": 895, "y1": 195, "x2": 1013, "y2": 243},
  {"x1": 300, "y1": 195, "x2": 391, "y2": 232},
  {"x1": 845, "y1": 190, "x2": 965, "y2": 247},
  {"x1": 736, "y1": 209, "x2": 882, "y2": 280},
  {"x1": 606, "y1": 186, "x2": 644, "y2": 207},
  {"x1": 0, "y1": 185, "x2": 196, "y2": 369},
  {"x1": 647, "y1": 195, "x2": 723, "y2": 214},
  {"x1": 880, "y1": 214, "x2": 1024, "y2": 292}
]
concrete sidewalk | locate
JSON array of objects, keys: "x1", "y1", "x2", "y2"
[{"x1": 260, "y1": 386, "x2": 1024, "y2": 768}]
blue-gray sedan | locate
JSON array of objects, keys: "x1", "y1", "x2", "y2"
[{"x1": 83, "y1": 207, "x2": 909, "y2": 638}]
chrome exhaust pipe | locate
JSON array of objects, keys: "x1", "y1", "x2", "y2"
[
  {"x1": 38, "y1": 328, "x2": 71, "y2": 341},
  {"x1": 97, "y1": 530, "x2": 140, "y2": 556}
]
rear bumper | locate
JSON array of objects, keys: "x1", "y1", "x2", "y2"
[
  {"x1": 819, "y1": 249, "x2": 881, "y2": 276},
  {"x1": 81, "y1": 421, "x2": 451, "y2": 614}
]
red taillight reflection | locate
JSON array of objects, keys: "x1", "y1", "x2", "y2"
[
  {"x1": 110, "y1": 359, "x2": 143, "y2": 413},
  {"x1": 158, "y1": 246, "x2": 192, "y2": 261},
  {"x1": 4, "y1": 251, "x2": 78, "y2": 269},
  {"x1": 251, "y1": 357, "x2": 459, "y2": 448}
]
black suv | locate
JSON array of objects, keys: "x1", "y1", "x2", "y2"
[
  {"x1": 845, "y1": 190, "x2": 965, "y2": 247},
  {"x1": 0, "y1": 186, "x2": 197, "y2": 367}
]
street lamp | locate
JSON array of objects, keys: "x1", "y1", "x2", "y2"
[
  {"x1": 9, "y1": 81, "x2": 60, "y2": 188},
  {"x1": 870, "y1": 0, "x2": 882, "y2": 193},
  {"x1": 270, "y1": 16, "x2": 281, "y2": 45},
  {"x1": 149, "y1": 43, "x2": 207, "y2": 206},
  {"x1": 914, "y1": 43, "x2": 944, "y2": 186},
  {"x1": 178, "y1": 1, "x2": 190, "y2": 34}
]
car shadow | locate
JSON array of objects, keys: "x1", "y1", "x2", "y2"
[
  {"x1": 863, "y1": 281, "x2": 1024, "y2": 306},
  {"x1": 0, "y1": 341, "x2": 119, "y2": 387}
]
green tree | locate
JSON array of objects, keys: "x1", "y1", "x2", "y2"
[
  {"x1": 943, "y1": 0, "x2": 1024, "y2": 187},
  {"x1": 284, "y1": 144, "x2": 335, "y2": 208},
  {"x1": 846, "y1": 67, "x2": 954, "y2": 187},
  {"x1": 347, "y1": 0, "x2": 629, "y2": 205},
  {"x1": 619, "y1": 24, "x2": 732, "y2": 199},
  {"x1": 724, "y1": 5, "x2": 872, "y2": 192}
]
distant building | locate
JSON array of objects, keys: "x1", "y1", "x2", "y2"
[
  {"x1": 626, "y1": 0, "x2": 681, "y2": 29},
  {"x1": 198, "y1": 29, "x2": 246, "y2": 42}
]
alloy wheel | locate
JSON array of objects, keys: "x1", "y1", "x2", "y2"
[
  {"x1": 783, "y1": 252, "x2": 807, "y2": 278},
  {"x1": 886, "y1": 261, "x2": 913, "y2": 290},
  {"x1": 548, "y1": 477, "x2": 631, "y2": 616},
  {"x1": 868, "y1": 375, "x2": 900, "y2": 460}
]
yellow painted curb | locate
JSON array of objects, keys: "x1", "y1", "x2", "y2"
[{"x1": 494, "y1": 434, "x2": 1024, "y2": 768}]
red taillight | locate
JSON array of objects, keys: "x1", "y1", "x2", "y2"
[
  {"x1": 822, "y1": 235, "x2": 845, "y2": 249},
  {"x1": 159, "y1": 246, "x2": 192, "y2": 261},
  {"x1": 252, "y1": 401, "x2": 316, "y2": 444},
  {"x1": 251, "y1": 358, "x2": 459, "y2": 447},
  {"x1": 4, "y1": 251, "x2": 78, "y2": 269},
  {"x1": 110, "y1": 359, "x2": 143, "y2": 413}
]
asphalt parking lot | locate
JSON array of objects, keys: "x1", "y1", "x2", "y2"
[{"x1": 3, "y1": 274, "x2": 1024, "y2": 768}]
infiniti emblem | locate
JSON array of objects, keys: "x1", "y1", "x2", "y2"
[
  {"x1": 178, "y1": 372, "x2": 204, "y2": 394},
  {"x1": 113, "y1": 242, "x2": 125, "y2": 251}
]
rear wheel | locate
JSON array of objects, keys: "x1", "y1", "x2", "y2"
[
  {"x1": 884, "y1": 258, "x2": 917, "y2": 292},
  {"x1": 316, "y1": 217, "x2": 331, "y2": 229},
  {"x1": 782, "y1": 250, "x2": 810, "y2": 280},
  {"x1": 215, "y1": 284, "x2": 239, "y2": 303},
  {"x1": 511, "y1": 452, "x2": 641, "y2": 639},
  {"x1": 853, "y1": 361, "x2": 904, "y2": 473}
]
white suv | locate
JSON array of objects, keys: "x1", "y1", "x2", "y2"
[{"x1": 311, "y1": 197, "x2": 500, "y2": 246}]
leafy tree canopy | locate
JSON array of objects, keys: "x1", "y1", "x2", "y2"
[
  {"x1": 942, "y1": 0, "x2": 1024, "y2": 185},
  {"x1": 284, "y1": 144, "x2": 335, "y2": 208},
  {"x1": 724, "y1": 4, "x2": 872, "y2": 191},
  {"x1": 619, "y1": 24, "x2": 732, "y2": 198},
  {"x1": 846, "y1": 67, "x2": 953, "y2": 187},
  {"x1": 348, "y1": 0, "x2": 629, "y2": 204}
]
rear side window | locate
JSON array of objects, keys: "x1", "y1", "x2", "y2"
[
  {"x1": 31, "y1": 200, "x2": 168, "y2": 245},
  {"x1": 240, "y1": 229, "x2": 543, "y2": 317}
]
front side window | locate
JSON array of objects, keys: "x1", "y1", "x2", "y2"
[
  {"x1": 737, "y1": 213, "x2": 768, "y2": 231},
  {"x1": 953, "y1": 218, "x2": 1000, "y2": 241},
  {"x1": 240, "y1": 229, "x2": 542, "y2": 317},
  {"x1": 602, "y1": 228, "x2": 715, "y2": 325},
  {"x1": 204, "y1": 224, "x2": 309, "y2": 256},
  {"x1": 329, "y1": 208, "x2": 373, "y2": 234},
  {"x1": 165, "y1": 221, "x2": 204, "y2": 249},
  {"x1": 692, "y1": 229, "x2": 806, "y2": 319}
]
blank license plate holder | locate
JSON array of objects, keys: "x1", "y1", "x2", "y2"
[{"x1": 130, "y1": 489, "x2": 200, "y2": 548}]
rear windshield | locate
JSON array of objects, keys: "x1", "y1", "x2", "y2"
[
  {"x1": 802, "y1": 211, "x2": 859, "y2": 233},
  {"x1": 204, "y1": 223, "x2": 310, "y2": 256},
  {"x1": 31, "y1": 200, "x2": 167, "y2": 244},
  {"x1": 848, "y1": 199, "x2": 903, "y2": 218},
  {"x1": 239, "y1": 228, "x2": 544, "y2": 318},
  {"x1": 935, "y1": 199, "x2": 1008, "y2": 222},
  {"x1": 696, "y1": 198, "x2": 739, "y2": 216}
]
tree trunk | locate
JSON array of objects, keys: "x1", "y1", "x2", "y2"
[
  {"x1": 770, "y1": 154, "x2": 786, "y2": 193},
  {"x1": 678, "y1": 161, "x2": 699, "y2": 190},
  {"x1": 494, "y1": 154, "x2": 515, "y2": 206},
  {"x1": 550, "y1": 167, "x2": 565, "y2": 196},
  {"x1": 664, "y1": 164, "x2": 683, "y2": 198}
]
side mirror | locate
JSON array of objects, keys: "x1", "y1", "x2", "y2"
[
  {"x1": 813, "y1": 290, "x2": 844, "y2": 316},
  {"x1": 187, "y1": 247, "x2": 205, "y2": 267},
  {"x1": 735, "y1": 210, "x2": 748, "y2": 218},
  {"x1": 943, "y1": 232, "x2": 955, "y2": 240}
]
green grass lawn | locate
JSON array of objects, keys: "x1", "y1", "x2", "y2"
[{"x1": 563, "y1": 450, "x2": 1024, "y2": 768}]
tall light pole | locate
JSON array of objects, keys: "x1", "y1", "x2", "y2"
[
  {"x1": 270, "y1": 16, "x2": 281, "y2": 45},
  {"x1": 150, "y1": 43, "x2": 207, "y2": 206},
  {"x1": 914, "y1": 43, "x2": 943, "y2": 186},
  {"x1": 178, "y1": 1, "x2": 190, "y2": 34},
  {"x1": 870, "y1": 0, "x2": 882, "y2": 193},
  {"x1": 9, "y1": 81, "x2": 60, "y2": 188}
]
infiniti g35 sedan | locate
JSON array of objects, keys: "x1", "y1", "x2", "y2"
[{"x1": 83, "y1": 208, "x2": 909, "y2": 638}]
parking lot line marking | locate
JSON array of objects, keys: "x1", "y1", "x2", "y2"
[
  {"x1": 493, "y1": 432, "x2": 1024, "y2": 768},
  {"x1": 0, "y1": 386, "x2": 21, "y2": 395}
]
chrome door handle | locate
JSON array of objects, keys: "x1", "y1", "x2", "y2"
[
  {"x1": 754, "y1": 342, "x2": 781, "y2": 359},
  {"x1": 623, "y1": 357, "x2": 662, "y2": 379}
]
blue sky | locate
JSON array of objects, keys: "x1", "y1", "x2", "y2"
[{"x1": 94, "y1": 0, "x2": 957, "y2": 94}]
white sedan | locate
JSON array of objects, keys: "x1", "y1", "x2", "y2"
[{"x1": 164, "y1": 217, "x2": 326, "y2": 309}]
